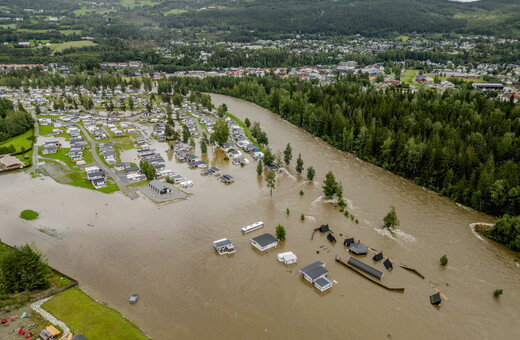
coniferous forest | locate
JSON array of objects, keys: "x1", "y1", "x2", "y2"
[{"x1": 170, "y1": 74, "x2": 520, "y2": 217}]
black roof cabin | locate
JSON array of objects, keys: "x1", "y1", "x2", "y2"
[
  {"x1": 383, "y1": 258, "x2": 393, "y2": 270},
  {"x1": 327, "y1": 233, "x2": 336, "y2": 243},
  {"x1": 430, "y1": 292, "x2": 441, "y2": 305},
  {"x1": 318, "y1": 224, "x2": 330, "y2": 233},
  {"x1": 344, "y1": 238, "x2": 355, "y2": 247},
  {"x1": 373, "y1": 252, "x2": 384, "y2": 262}
]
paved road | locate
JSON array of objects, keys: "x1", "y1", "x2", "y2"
[{"x1": 79, "y1": 125, "x2": 139, "y2": 199}]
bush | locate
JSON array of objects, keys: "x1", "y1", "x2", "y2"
[
  {"x1": 440, "y1": 254, "x2": 448, "y2": 266},
  {"x1": 275, "y1": 224, "x2": 286, "y2": 241},
  {"x1": 299, "y1": 190, "x2": 304, "y2": 196},
  {"x1": 493, "y1": 289, "x2": 503, "y2": 298},
  {"x1": 20, "y1": 209, "x2": 39, "y2": 220},
  {"x1": 300, "y1": 214, "x2": 305, "y2": 221},
  {"x1": 286, "y1": 208, "x2": 290, "y2": 215}
]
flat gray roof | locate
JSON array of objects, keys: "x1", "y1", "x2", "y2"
[{"x1": 251, "y1": 233, "x2": 277, "y2": 247}]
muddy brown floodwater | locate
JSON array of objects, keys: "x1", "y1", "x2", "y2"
[{"x1": 1, "y1": 94, "x2": 519, "y2": 340}]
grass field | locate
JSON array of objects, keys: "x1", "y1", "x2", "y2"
[
  {"x1": 42, "y1": 287, "x2": 149, "y2": 340},
  {"x1": 163, "y1": 8, "x2": 187, "y2": 15},
  {"x1": 59, "y1": 30, "x2": 82, "y2": 36},
  {"x1": 52, "y1": 41, "x2": 97, "y2": 53},
  {"x1": 121, "y1": 0, "x2": 159, "y2": 8},
  {"x1": 0, "y1": 129, "x2": 34, "y2": 152}
]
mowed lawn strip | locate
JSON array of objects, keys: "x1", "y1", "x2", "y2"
[
  {"x1": 0, "y1": 129, "x2": 34, "y2": 152},
  {"x1": 42, "y1": 287, "x2": 149, "y2": 340}
]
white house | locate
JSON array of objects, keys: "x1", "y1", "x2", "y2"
[{"x1": 277, "y1": 252, "x2": 298, "y2": 265}]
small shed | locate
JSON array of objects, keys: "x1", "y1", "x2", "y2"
[
  {"x1": 430, "y1": 292, "x2": 441, "y2": 305},
  {"x1": 318, "y1": 224, "x2": 329, "y2": 233},
  {"x1": 344, "y1": 238, "x2": 355, "y2": 247},
  {"x1": 383, "y1": 258, "x2": 393, "y2": 270},
  {"x1": 373, "y1": 252, "x2": 384, "y2": 262},
  {"x1": 327, "y1": 233, "x2": 337, "y2": 243},
  {"x1": 349, "y1": 243, "x2": 368, "y2": 255}
]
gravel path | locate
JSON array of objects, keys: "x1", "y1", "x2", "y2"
[{"x1": 31, "y1": 296, "x2": 71, "y2": 335}]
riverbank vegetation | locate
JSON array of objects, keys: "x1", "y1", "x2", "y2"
[
  {"x1": 483, "y1": 215, "x2": 520, "y2": 251},
  {"x1": 0, "y1": 98, "x2": 34, "y2": 147},
  {"x1": 42, "y1": 286, "x2": 150, "y2": 340},
  {"x1": 19, "y1": 209, "x2": 39, "y2": 220}
]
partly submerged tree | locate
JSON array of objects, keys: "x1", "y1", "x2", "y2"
[
  {"x1": 383, "y1": 205, "x2": 400, "y2": 231},
  {"x1": 283, "y1": 143, "x2": 293, "y2": 165},
  {"x1": 266, "y1": 170, "x2": 276, "y2": 196},
  {"x1": 295, "y1": 153, "x2": 304, "y2": 175},
  {"x1": 276, "y1": 224, "x2": 286, "y2": 241},
  {"x1": 322, "y1": 171, "x2": 339, "y2": 197},
  {"x1": 440, "y1": 254, "x2": 448, "y2": 266},
  {"x1": 256, "y1": 159, "x2": 263, "y2": 176},
  {"x1": 306, "y1": 166, "x2": 315, "y2": 181}
]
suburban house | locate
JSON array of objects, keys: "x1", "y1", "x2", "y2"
[
  {"x1": 251, "y1": 233, "x2": 278, "y2": 252},
  {"x1": 149, "y1": 180, "x2": 171, "y2": 194},
  {"x1": 92, "y1": 177, "x2": 107, "y2": 189},
  {"x1": 298, "y1": 261, "x2": 333, "y2": 292}
]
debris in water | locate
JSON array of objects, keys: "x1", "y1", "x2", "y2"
[
  {"x1": 316, "y1": 251, "x2": 320, "y2": 254},
  {"x1": 234, "y1": 313, "x2": 239, "y2": 318}
]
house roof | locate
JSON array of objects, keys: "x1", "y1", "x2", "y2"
[
  {"x1": 383, "y1": 258, "x2": 393, "y2": 270},
  {"x1": 314, "y1": 277, "x2": 333, "y2": 288},
  {"x1": 347, "y1": 257, "x2": 384, "y2": 280},
  {"x1": 327, "y1": 233, "x2": 336, "y2": 243},
  {"x1": 214, "y1": 239, "x2": 233, "y2": 248},
  {"x1": 373, "y1": 252, "x2": 384, "y2": 261},
  {"x1": 251, "y1": 233, "x2": 278, "y2": 247},
  {"x1": 0, "y1": 155, "x2": 24, "y2": 167},
  {"x1": 300, "y1": 261, "x2": 328, "y2": 279},
  {"x1": 430, "y1": 292, "x2": 441, "y2": 305},
  {"x1": 318, "y1": 224, "x2": 329, "y2": 232},
  {"x1": 72, "y1": 335, "x2": 88, "y2": 340},
  {"x1": 149, "y1": 180, "x2": 169, "y2": 192},
  {"x1": 349, "y1": 243, "x2": 368, "y2": 255},
  {"x1": 344, "y1": 238, "x2": 355, "y2": 247}
]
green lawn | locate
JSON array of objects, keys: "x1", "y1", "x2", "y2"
[
  {"x1": 226, "y1": 113, "x2": 263, "y2": 151},
  {"x1": 52, "y1": 41, "x2": 97, "y2": 53},
  {"x1": 0, "y1": 129, "x2": 34, "y2": 152},
  {"x1": 163, "y1": 9, "x2": 187, "y2": 15},
  {"x1": 42, "y1": 287, "x2": 149, "y2": 340},
  {"x1": 121, "y1": 0, "x2": 159, "y2": 8},
  {"x1": 40, "y1": 147, "x2": 78, "y2": 169},
  {"x1": 59, "y1": 30, "x2": 82, "y2": 36}
]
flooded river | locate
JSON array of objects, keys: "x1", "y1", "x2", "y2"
[{"x1": 1, "y1": 94, "x2": 519, "y2": 339}]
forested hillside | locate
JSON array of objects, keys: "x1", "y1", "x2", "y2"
[{"x1": 169, "y1": 74, "x2": 520, "y2": 217}]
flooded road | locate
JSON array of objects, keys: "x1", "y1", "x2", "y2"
[{"x1": 1, "y1": 94, "x2": 519, "y2": 339}]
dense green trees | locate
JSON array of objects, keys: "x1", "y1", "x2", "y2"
[
  {"x1": 140, "y1": 160, "x2": 156, "y2": 180},
  {"x1": 322, "y1": 171, "x2": 339, "y2": 198},
  {"x1": 211, "y1": 119, "x2": 230, "y2": 146},
  {"x1": 0, "y1": 98, "x2": 34, "y2": 143},
  {"x1": 276, "y1": 224, "x2": 286, "y2": 241},
  {"x1": 0, "y1": 244, "x2": 49, "y2": 293},
  {"x1": 484, "y1": 215, "x2": 520, "y2": 251},
  {"x1": 171, "y1": 75, "x2": 520, "y2": 218}
]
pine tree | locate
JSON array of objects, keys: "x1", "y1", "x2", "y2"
[
  {"x1": 296, "y1": 154, "x2": 304, "y2": 174},
  {"x1": 283, "y1": 143, "x2": 293, "y2": 165}
]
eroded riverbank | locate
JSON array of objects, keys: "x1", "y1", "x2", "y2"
[{"x1": 1, "y1": 94, "x2": 519, "y2": 339}]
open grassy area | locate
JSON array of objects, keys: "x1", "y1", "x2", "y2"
[
  {"x1": 163, "y1": 8, "x2": 187, "y2": 15},
  {"x1": 121, "y1": 0, "x2": 159, "y2": 8},
  {"x1": 59, "y1": 30, "x2": 82, "y2": 36},
  {"x1": 42, "y1": 287, "x2": 149, "y2": 340},
  {"x1": 52, "y1": 41, "x2": 97, "y2": 53},
  {"x1": 0, "y1": 129, "x2": 34, "y2": 152},
  {"x1": 19, "y1": 209, "x2": 39, "y2": 220}
]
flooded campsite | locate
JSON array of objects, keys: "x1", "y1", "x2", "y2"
[{"x1": 1, "y1": 94, "x2": 519, "y2": 340}]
